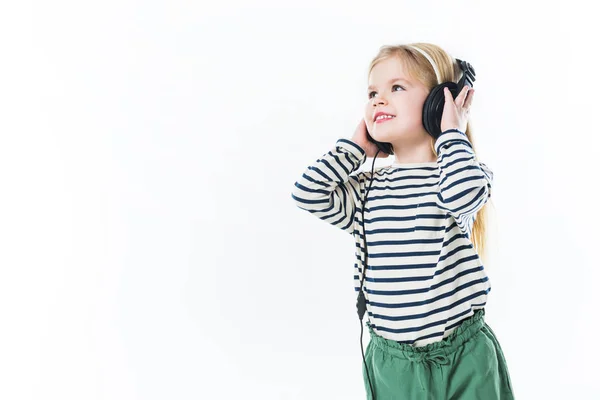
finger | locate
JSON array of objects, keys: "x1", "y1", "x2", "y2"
[
  {"x1": 463, "y1": 88, "x2": 475, "y2": 109},
  {"x1": 444, "y1": 87, "x2": 455, "y2": 106},
  {"x1": 456, "y1": 86, "x2": 470, "y2": 107}
]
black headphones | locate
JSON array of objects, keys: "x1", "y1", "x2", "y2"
[{"x1": 357, "y1": 57, "x2": 476, "y2": 400}]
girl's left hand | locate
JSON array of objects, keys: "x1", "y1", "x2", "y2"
[{"x1": 440, "y1": 85, "x2": 474, "y2": 134}]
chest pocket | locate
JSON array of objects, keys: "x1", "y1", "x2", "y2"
[
  {"x1": 408, "y1": 193, "x2": 425, "y2": 233},
  {"x1": 410, "y1": 192, "x2": 447, "y2": 238}
]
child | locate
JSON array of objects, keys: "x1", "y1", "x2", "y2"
[{"x1": 291, "y1": 43, "x2": 515, "y2": 399}]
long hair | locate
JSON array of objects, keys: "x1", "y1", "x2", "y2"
[{"x1": 367, "y1": 43, "x2": 495, "y2": 264}]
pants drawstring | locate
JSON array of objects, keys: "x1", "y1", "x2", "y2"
[{"x1": 405, "y1": 349, "x2": 450, "y2": 391}]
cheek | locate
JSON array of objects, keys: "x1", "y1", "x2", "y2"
[
  {"x1": 402, "y1": 100, "x2": 425, "y2": 121},
  {"x1": 364, "y1": 111, "x2": 373, "y2": 126}
]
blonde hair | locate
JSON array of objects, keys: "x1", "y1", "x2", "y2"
[{"x1": 367, "y1": 43, "x2": 494, "y2": 264}]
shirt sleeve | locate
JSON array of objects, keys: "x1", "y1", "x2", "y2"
[
  {"x1": 433, "y1": 128, "x2": 494, "y2": 238},
  {"x1": 291, "y1": 138, "x2": 367, "y2": 235}
]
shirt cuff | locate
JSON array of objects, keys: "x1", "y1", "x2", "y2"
[
  {"x1": 336, "y1": 138, "x2": 367, "y2": 162},
  {"x1": 434, "y1": 129, "x2": 471, "y2": 155}
]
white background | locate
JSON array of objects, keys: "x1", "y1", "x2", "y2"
[{"x1": 1, "y1": 1, "x2": 598, "y2": 399}]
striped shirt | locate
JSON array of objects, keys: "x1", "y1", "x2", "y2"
[{"x1": 291, "y1": 128, "x2": 494, "y2": 347}]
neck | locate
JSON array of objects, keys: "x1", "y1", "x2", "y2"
[{"x1": 390, "y1": 134, "x2": 436, "y2": 164}]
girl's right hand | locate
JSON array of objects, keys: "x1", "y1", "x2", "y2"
[{"x1": 351, "y1": 118, "x2": 391, "y2": 159}]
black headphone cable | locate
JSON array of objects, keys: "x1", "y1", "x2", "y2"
[{"x1": 356, "y1": 148, "x2": 380, "y2": 400}]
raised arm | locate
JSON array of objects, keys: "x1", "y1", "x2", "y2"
[
  {"x1": 434, "y1": 128, "x2": 494, "y2": 238},
  {"x1": 291, "y1": 138, "x2": 367, "y2": 235}
]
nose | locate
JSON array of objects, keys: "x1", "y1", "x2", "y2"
[{"x1": 372, "y1": 97, "x2": 387, "y2": 107}]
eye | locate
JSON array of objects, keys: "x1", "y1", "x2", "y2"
[{"x1": 368, "y1": 84, "x2": 404, "y2": 99}]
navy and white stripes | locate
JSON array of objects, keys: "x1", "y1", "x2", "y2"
[
  {"x1": 434, "y1": 128, "x2": 493, "y2": 238},
  {"x1": 292, "y1": 129, "x2": 494, "y2": 347},
  {"x1": 291, "y1": 138, "x2": 366, "y2": 235}
]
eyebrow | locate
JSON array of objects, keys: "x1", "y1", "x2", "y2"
[{"x1": 368, "y1": 77, "x2": 411, "y2": 90}]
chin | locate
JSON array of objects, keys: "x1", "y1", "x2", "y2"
[{"x1": 374, "y1": 129, "x2": 402, "y2": 142}]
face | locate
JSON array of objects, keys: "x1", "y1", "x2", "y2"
[{"x1": 364, "y1": 57, "x2": 431, "y2": 146}]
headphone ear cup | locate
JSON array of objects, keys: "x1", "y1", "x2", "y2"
[{"x1": 422, "y1": 82, "x2": 458, "y2": 140}]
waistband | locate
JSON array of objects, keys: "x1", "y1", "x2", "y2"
[{"x1": 366, "y1": 308, "x2": 486, "y2": 361}]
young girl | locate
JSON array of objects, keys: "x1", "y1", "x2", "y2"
[{"x1": 291, "y1": 43, "x2": 515, "y2": 399}]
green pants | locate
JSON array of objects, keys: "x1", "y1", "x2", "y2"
[{"x1": 362, "y1": 309, "x2": 515, "y2": 399}]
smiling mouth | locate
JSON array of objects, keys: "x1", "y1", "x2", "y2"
[{"x1": 375, "y1": 116, "x2": 396, "y2": 124}]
